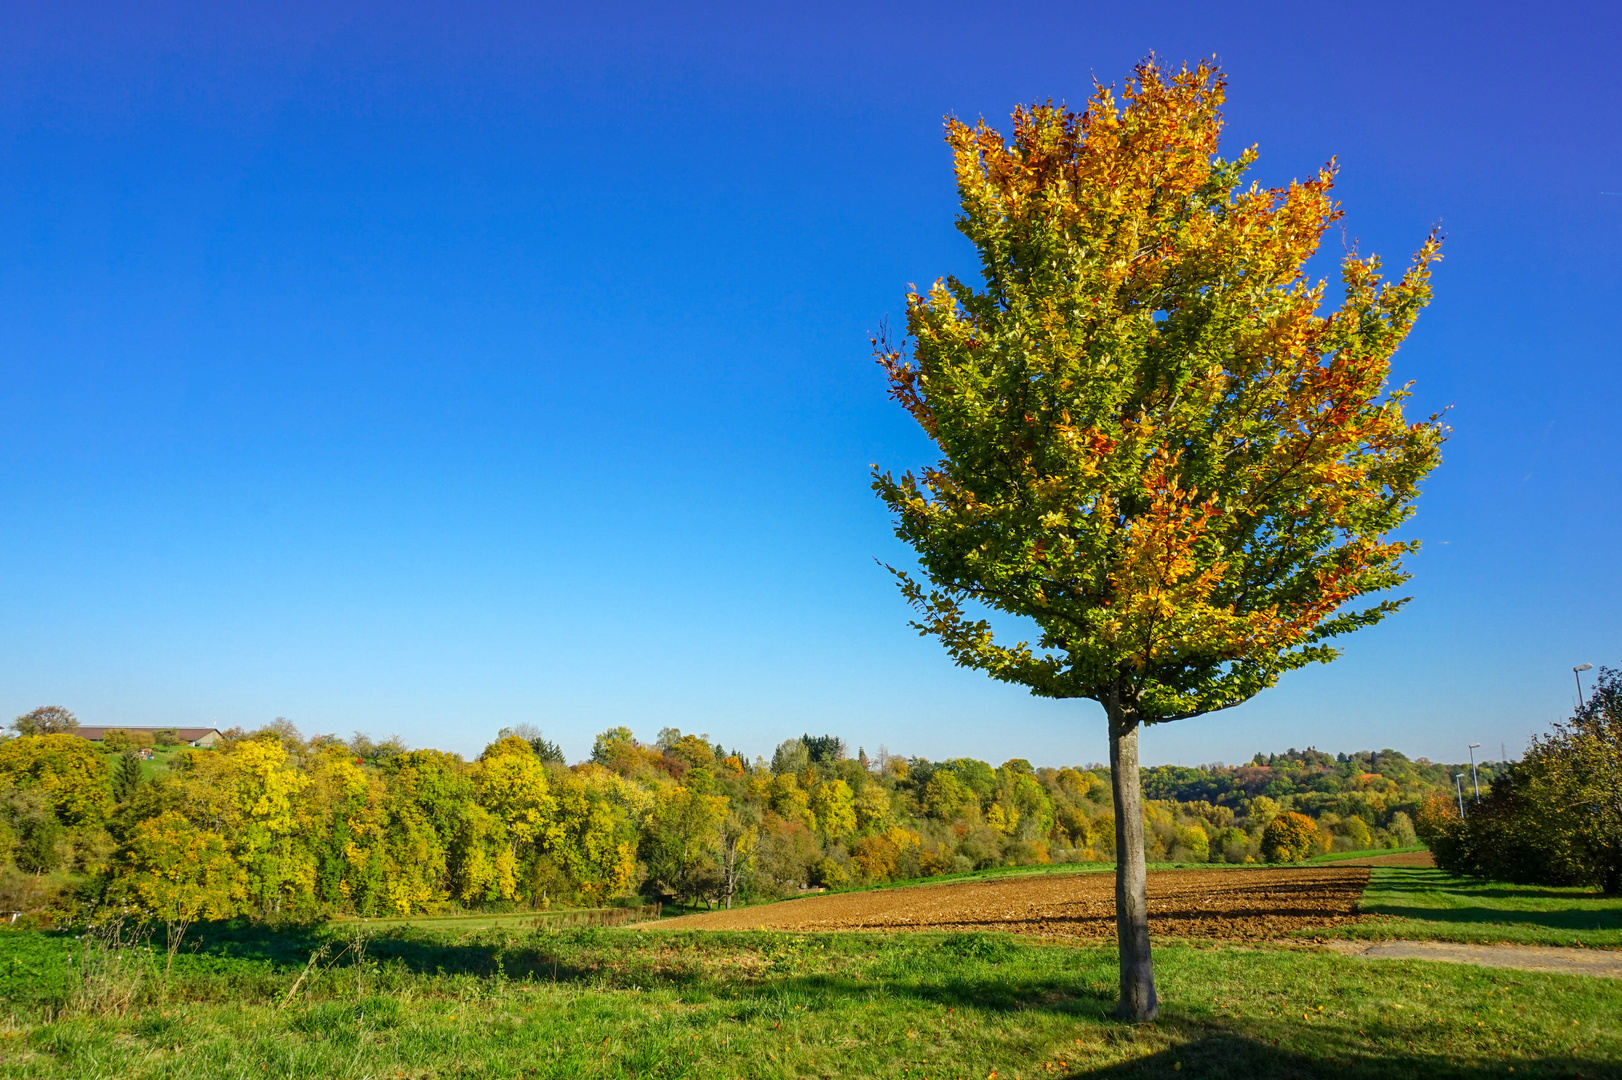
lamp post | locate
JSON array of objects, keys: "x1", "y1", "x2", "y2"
[
  {"x1": 1454, "y1": 774, "x2": 1466, "y2": 818},
  {"x1": 1468, "y1": 744, "x2": 1481, "y2": 802},
  {"x1": 1574, "y1": 663, "x2": 1593, "y2": 708}
]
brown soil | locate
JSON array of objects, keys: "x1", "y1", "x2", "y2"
[{"x1": 651, "y1": 866, "x2": 1370, "y2": 941}]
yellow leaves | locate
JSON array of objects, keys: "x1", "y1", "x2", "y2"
[
  {"x1": 855, "y1": 784, "x2": 893, "y2": 829},
  {"x1": 182, "y1": 738, "x2": 310, "y2": 839},
  {"x1": 986, "y1": 802, "x2": 1020, "y2": 836},
  {"x1": 1104, "y1": 452, "x2": 1234, "y2": 664},
  {"x1": 0, "y1": 733, "x2": 114, "y2": 827},
  {"x1": 810, "y1": 779, "x2": 857, "y2": 839},
  {"x1": 473, "y1": 750, "x2": 555, "y2": 846},
  {"x1": 110, "y1": 811, "x2": 248, "y2": 921},
  {"x1": 885, "y1": 826, "x2": 922, "y2": 852}
]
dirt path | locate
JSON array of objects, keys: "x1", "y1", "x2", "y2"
[
  {"x1": 650, "y1": 866, "x2": 1369, "y2": 941},
  {"x1": 1326, "y1": 938, "x2": 1622, "y2": 978}
]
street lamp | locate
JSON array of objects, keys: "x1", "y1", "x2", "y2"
[
  {"x1": 1468, "y1": 744, "x2": 1481, "y2": 802},
  {"x1": 1453, "y1": 774, "x2": 1466, "y2": 818},
  {"x1": 1574, "y1": 663, "x2": 1594, "y2": 708}
]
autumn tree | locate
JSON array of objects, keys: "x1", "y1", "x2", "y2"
[
  {"x1": 874, "y1": 59, "x2": 1443, "y2": 1020},
  {"x1": 11, "y1": 706, "x2": 80, "y2": 736},
  {"x1": 1525, "y1": 665, "x2": 1622, "y2": 893},
  {"x1": 1261, "y1": 812, "x2": 1319, "y2": 863},
  {"x1": 641, "y1": 785, "x2": 726, "y2": 905},
  {"x1": 0, "y1": 733, "x2": 113, "y2": 827},
  {"x1": 109, "y1": 810, "x2": 247, "y2": 960}
]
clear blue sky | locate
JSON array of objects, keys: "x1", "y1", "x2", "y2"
[{"x1": 2, "y1": 1, "x2": 1617, "y2": 768}]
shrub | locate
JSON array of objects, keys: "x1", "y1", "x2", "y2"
[
  {"x1": 1214, "y1": 826, "x2": 1250, "y2": 863},
  {"x1": 810, "y1": 857, "x2": 848, "y2": 889},
  {"x1": 1001, "y1": 839, "x2": 1049, "y2": 866},
  {"x1": 102, "y1": 729, "x2": 154, "y2": 753},
  {"x1": 1336, "y1": 814, "x2": 1373, "y2": 850},
  {"x1": 1261, "y1": 812, "x2": 1317, "y2": 863},
  {"x1": 1172, "y1": 824, "x2": 1210, "y2": 862}
]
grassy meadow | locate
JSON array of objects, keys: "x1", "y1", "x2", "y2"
[
  {"x1": 1, "y1": 918, "x2": 1620, "y2": 1079},
  {"x1": 1323, "y1": 866, "x2": 1622, "y2": 948}
]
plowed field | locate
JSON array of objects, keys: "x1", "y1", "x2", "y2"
[{"x1": 652, "y1": 866, "x2": 1370, "y2": 941}]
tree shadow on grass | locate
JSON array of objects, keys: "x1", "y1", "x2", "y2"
[
  {"x1": 1058, "y1": 1033, "x2": 1606, "y2": 1080},
  {"x1": 1370, "y1": 870, "x2": 1608, "y2": 903},
  {"x1": 177, "y1": 922, "x2": 683, "y2": 984},
  {"x1": 63, "y1": 926, "x2": 1622, "y2": 1080},
  {"x1": 746, "y1": 974, "x2": 1615, "y2": 1080},
  {"x1": 1362, "y1": 905, "x2": 1622, "y2": 931}
]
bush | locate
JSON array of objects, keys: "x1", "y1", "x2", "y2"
[
  {"x1": 1418, "y1": 668, "x2": 1622, "y2": 893},
  {"x1": 1336, "y1": 814, "x2": 1373, "y2": 850},
  {"x1": 1214, "y1": 826, "x2": 1250, "y2": 863},
  {"x1": 1001, "y1": 839, "x2": 1049, "y2": 866},
  {"x1": 1261, "y1": 812, "x2": 1317, "y2": 863},
  {"x1": 1172, "y1": 824, "x2": 1210, "y2": 862},
  {"x1": 810, "y1": 857, "x2": 848, "y2": 889},
  {"x1": 102, "y1": 729, "x2": 154, "y2": 753},
  {"x1": 1419, "y1": 771, "x2": 1594, "y2": 889}
]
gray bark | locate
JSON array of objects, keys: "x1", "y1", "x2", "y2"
[{"x1": 1108, "y1": 688, "x2": 1158, "y2": 1022}]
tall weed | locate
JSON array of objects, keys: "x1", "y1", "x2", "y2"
[{"x1": 64, "y1": 915, "x2": 154, "y2": 1017}]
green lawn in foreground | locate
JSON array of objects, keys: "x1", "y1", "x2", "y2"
[
  {"x1": 2, "y1": 925, "x2": 1618, "y2": 1079},
  {"x1": 1321, "y1": 866, "x2": 1622, "y2": 948}
]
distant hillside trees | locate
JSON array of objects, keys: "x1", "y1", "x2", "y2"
[{"x1": 0, "y1": 716, "x2": 1468, "y2": 925}]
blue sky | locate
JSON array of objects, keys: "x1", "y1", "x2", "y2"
[{"x1": 2, "y1": 1, "x2": 1617, "y2": 767}]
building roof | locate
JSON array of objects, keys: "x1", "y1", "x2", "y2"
[{"x1": 73, "y1": 726, "x2": 221, "y2": 741}]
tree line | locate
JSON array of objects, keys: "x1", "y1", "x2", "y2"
[{"x1": 0, "y1": 708, "x2": 1476, "y2": 924}]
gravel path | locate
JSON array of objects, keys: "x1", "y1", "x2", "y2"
[{"x1": 1326, "y1": 938, "x2": 1622, "y2": 978}]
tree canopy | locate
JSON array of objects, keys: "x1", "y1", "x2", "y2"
[{"x1": 875, "y1": 58, "x2": 1444, "y2": 720}]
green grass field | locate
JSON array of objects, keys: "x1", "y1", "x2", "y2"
[
  {"x1": 1309, "y1": 845, "x2": 1430, "y2": 863},
  {"x1": 1321, "y1": 866, "x2": 1622, "y2": 948},
  {"x1": 1, "y1": 920, "x2": 1619, "y2": 1079},
  {"x1": 4, "y1": 859, "x2": 1620, "y2": 1078}
]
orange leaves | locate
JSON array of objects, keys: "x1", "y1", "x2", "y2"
[
  {"x1": 1105, "y1": 452, "x2": 1238, "y2": 668},
  {"x1": 874, "y1": 322, "x2": 936, "y2": 438}
]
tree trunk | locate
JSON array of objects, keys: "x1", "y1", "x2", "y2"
[{"x1": 1108, "y1": 688, "x2": 1158, "y2": 1022}]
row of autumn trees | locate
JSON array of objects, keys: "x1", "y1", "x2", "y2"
[
  {"x1": 1, "y1": 709, "x2": 1468, "y2": 922},
  {"x1": 1419, "y1": 666, "x2": 1622, "y2": 895}
]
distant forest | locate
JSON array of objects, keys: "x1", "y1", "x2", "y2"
[{"x1": 0, "y1": 712, "x2": 1495, "y2": 923}]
